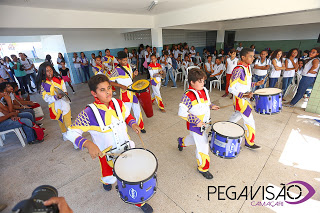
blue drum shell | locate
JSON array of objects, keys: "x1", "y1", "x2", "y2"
[
  {"x1": 254, "y1": 93, "x2": 282, "y2": 115},
  {"x1": 116, "y1": 174, "x2": 157, "y2": 204},
  {"x1": 210, "y1": 132, "x2": 243, "y2": 159}
]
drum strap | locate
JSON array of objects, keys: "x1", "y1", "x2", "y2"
[
  {"x1": 186, "y1": 88, "x2": 211, "y2": 104},
  {"x1": 117, "y1": 64, "x2": 132, "y2": 80},
  {"x1": 88, "y1": 98, "x2": 125, "y2": 151}
]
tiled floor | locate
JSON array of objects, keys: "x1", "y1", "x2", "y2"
[{"x1": 1, "y1": 78, "x2": 319, "y2": 213}]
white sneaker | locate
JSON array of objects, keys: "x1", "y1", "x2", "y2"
[
  {"x1": 73, "y1": 91, "x2": 76, "y2": 94},
  {"x1": 74, "y1": 144, "x2": 79, "y2": 150},
  {"x1": 62, "y1": 132, "x2": 68, "y2": 141}
]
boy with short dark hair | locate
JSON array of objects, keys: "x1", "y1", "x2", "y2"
[
  {"x1": 228, "y1": 48, "x2": 264, "y2": 150},
  {"x1": 93, "y1": 56, "x2": 107, "y2": 75},
  {"x1": 205, "y1": 56, "x2": 225, "y2": 90},
  {"x1": 109, "y1": 51, "x2": 146, "y2": 133},
  {"x1": 178, "y1": 68, "x2": 220, "y2": 179},
  {"x1": 66, "y1": 74, "x2": 153, "y2": 213}
]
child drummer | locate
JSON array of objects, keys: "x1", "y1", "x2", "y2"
[
  {"x1": 66, "y1": 75, "x2": 153, "y2": 213},
  {"x1": 109, "y1": 51, "x2": 146, "y2": 133},
  {"x1": 92, "y1": 56, "x2": 107, "y2": 75},
  {"x1": 228, "y1": 48, "x2": 264, "y2": 150},
  {"x1": 148, "y1": 54, "x2": 166, "y2": 112},
  {"x1": 178, "y1": 68, "x2": 220, "y2": 179}
]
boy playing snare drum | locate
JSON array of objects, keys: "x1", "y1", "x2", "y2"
[
  {"x1": 109, "y1": 51, "x2": 146, "y2": 133},
  {"x1": 178, "y1": 68, "x2": 220, "y2": 179},
  {"x1": 66, "y1": 74, "x2": 153, "y2": 213}
]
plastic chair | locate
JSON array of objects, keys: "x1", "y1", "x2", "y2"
[
  {"x1": 181, "y1": 66, "x2": 187, "y2": 83},
  {"x1": 0, "y1": 128, "x2": 26, "y2": 147},
  {"x1": 174, "y1": 68, "x2": 182, "y2": 82},
  {"x1": 210, "y1": 70, "x2": 226, "y2": 92}
]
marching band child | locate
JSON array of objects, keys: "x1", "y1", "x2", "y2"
[
  {"x1": 109, "y1": 51, "x2": 146, "y2": 133},
  {"x1": 66, "y1": 74, "x2": 153, "y2": 213},
  {"x1": 178, "y1": 68, "x2": 220, "y2": 179},
  {"x1": 103, "y1": 49, "x2": 118, "y2": 75},
  {"x1": 93, "y1": 56, "x2": 107, "y2": 75},
  {"x1": 148, "y1": 54, "x2": 166, "y2": 112},
  {"x1": 36, "y1": 62, "x2": 72, "y2": 143},
  {"x1": 228, "y1": 48, "x2": 264, "y2": 150}
]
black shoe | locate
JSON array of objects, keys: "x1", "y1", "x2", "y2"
[
  {"x1": 103, "y1": 184, "x2": 112, "y2": 191},
  {"x1": 140, "y1": 203, "x2": 153, "y2": 213},
  {"x1": 37, "y1": 123, "x2": 43, "y2": 127},
  {"x1": 198, "y1": 170, "x2": 213, "y2": 179},
  {"x1": 29, "y1": 139, "x2": 44, "y2": 144},
  {"x1": 245, "y1": 144, "x2": 261, "y2": 150},
  {"x1": 177, "y1": 137, "x2": 183, "y2": 151},
  {"x1": 141, "y1": 129, "x2": 146, "y2": 133}
]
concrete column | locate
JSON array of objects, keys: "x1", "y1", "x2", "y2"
[
  {"x1": 216, "y1": 29, "x2": 225, "y2": 50},
  {"x1": 151, "y1": 28, "x2": 163, "y2": 53}
]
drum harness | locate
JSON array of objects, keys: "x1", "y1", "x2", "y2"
[
  {"x1": 88, "y1": 98, "x2": 131, "y2": 160},
  {"x1": 186, "y1": 88, "x2": 212, "y2": 133}
]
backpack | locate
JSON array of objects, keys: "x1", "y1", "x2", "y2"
[{"x1": 18, "y1": 120, "x2": 45, "y2": 141}]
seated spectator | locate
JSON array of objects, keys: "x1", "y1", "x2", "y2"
[
  {"x1": 0, "y1": 90, "x2": 42, "y2": 144},
  {"x1": 205, "y1": 56, "x2": 225, "y2": 89}
]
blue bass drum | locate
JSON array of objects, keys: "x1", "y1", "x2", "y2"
[
  {"x1": 254, "y1": 88, "x2": 282, "y2": 115},
  {"x1": 114, "y1": 148, "x2": 158, "y2": 204},
  {"x1": 210, "y1": 121, "x2": 245, "y2": 159}
]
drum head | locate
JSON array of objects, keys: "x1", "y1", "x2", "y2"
[
  {"x1": 114, "y1": 148, "x2": 157, "y2": 182},
  {"x1": 255, "y1": 88, "x2": 282, "y2": 95},
  {"x1": 132, "y1": 79, "x2": 150, "y2": 91},
  {"x1": 212, "y1": 121, "x2": 245, "y2": 138}
]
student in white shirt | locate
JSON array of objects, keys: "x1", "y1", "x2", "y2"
[
  {"x1": 131, "y1": 49, "x2": 137, "y2": 67},
  {"x1": 288, "y1": 47, "x2": 320, "y2": 106},
  {"x1": 152, "y1": 47, "x2": 160, "y2": 61},
  {"x1": 3, "y1": 56, "x2": 14, "y2": 82},
  {"x1": 297, "y1": 59, "x2": 304, "y2": 75},
  {"x1": 0, "y1": 58, "x2": 13, "y2": 82},
  {"x1": 163, "y1": 51, "x2": 177, "y2": 88},
  {"x1": 204, "y1": 55, "x2": 214, "y2": 77},
  {"x1": 205, "y1": 56, "x2": 225, "y2": 90},
  {"x1": 252, "y1": 50, "x2": 270, "y2": 91},
  {"x1": 164, "y1": 45, "x2": 171, "y2": 55},
  {"x1": 195, "y1": 52, "x2": 202, "y2": 66},
  {"x1": 144, "y1": 45, "x2": 152, "y2": 78},
  {"x1": 250, "y1": 44, "x2": 256, "y2": 54},
  {"x1": 190, "y1": 46, "x2": 196, "y2": 63},
  {"x1": 187, "y1": 53, "x2": 194, "y2": 67},
  {"x1": 138, "y1": 45, "x2": 145, "y2": 74},
  {"x1": 181, "y1": 55, "x2": 189, "y2": 71},
  {"x1": 236, "y1": 42, "x2": 243, "y2": 56},
  {"x1": 173, "y1": 45, "x2": 181, "y2": 60},
  {"x1": 182, "y1": 45, "x2": 189, "y2": 60},
  {"x1": 90, "y1": 53, "x2": 96, "y2": 68},
  {"x1": 124, "y1": 48, "x2": 133, "y2": 64},
  {"x1": 282, "y1": 48, "x2": 299, "y2": 96},
  {"x1": 269, "y1": 49, "x2": 286, "y2": 88},
  {"x1": 19, "y1": 53, "x2": 36, "y2": 93},
  {"x1": 72, "y1": 52, "x2": 84, "y2": 83},
  {"x1": 57, "y1": 53, "x2": 64, "y2": 70},
  {"x1": 222, "y1": 49, "x2": 239, "y2": 97}
]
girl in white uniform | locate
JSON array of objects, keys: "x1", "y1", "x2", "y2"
[
  {"x1": 269, "y1": 49, "x2": 286, "y2": 88},
  {"x1": 222, "y1": 49, "x2": 238, "y2": 97},
  {"x1": 282, "y1": 48, "x2": 299, "y2": 96},
  {"x1": 288, "y1": 47, "x2": 320, "y2": 106}
]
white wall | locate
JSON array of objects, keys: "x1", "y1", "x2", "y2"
[
  {"x1": 0, "y1": 5, "x2": 154, "y2": 29},
  {"x1": 235, "y1": 23, "x2": 320, "y2": 41},
  {"x1": 163, "y1": 30, "x2": 206, "y2": 47},
  {"x1": 0, "y1": 28, "x2": 152, "y2": 53},
  {"x1": 0, "y1": 36, "x2": 41, "y2": 43}
]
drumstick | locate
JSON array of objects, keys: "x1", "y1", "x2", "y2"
[
  {"x1": 219, "y1": 104, "x2": 233, "y2": 109},
  {"x1": 138, "y1": 133, "x2": 147, "y2": 150},
  {"x1": 263, "y1": 72, "x2": 269, "y2": 82}
]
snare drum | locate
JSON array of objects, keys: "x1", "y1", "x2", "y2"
[
  {"x1": 114, "y1": 148, "x2": 158, "y2": 204},
  {"x1": 210, "y1": 121, "x2": 245, "y2": 159},
  {"x1": 131, "y1": 80, "x2": 154, "y2": 118},
  {"x1": 31, "y1": 102, "x2": 44, "y2": 121},
  {"x1": 254, "y1": 88, "x2": 282, "y2": 115}
]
